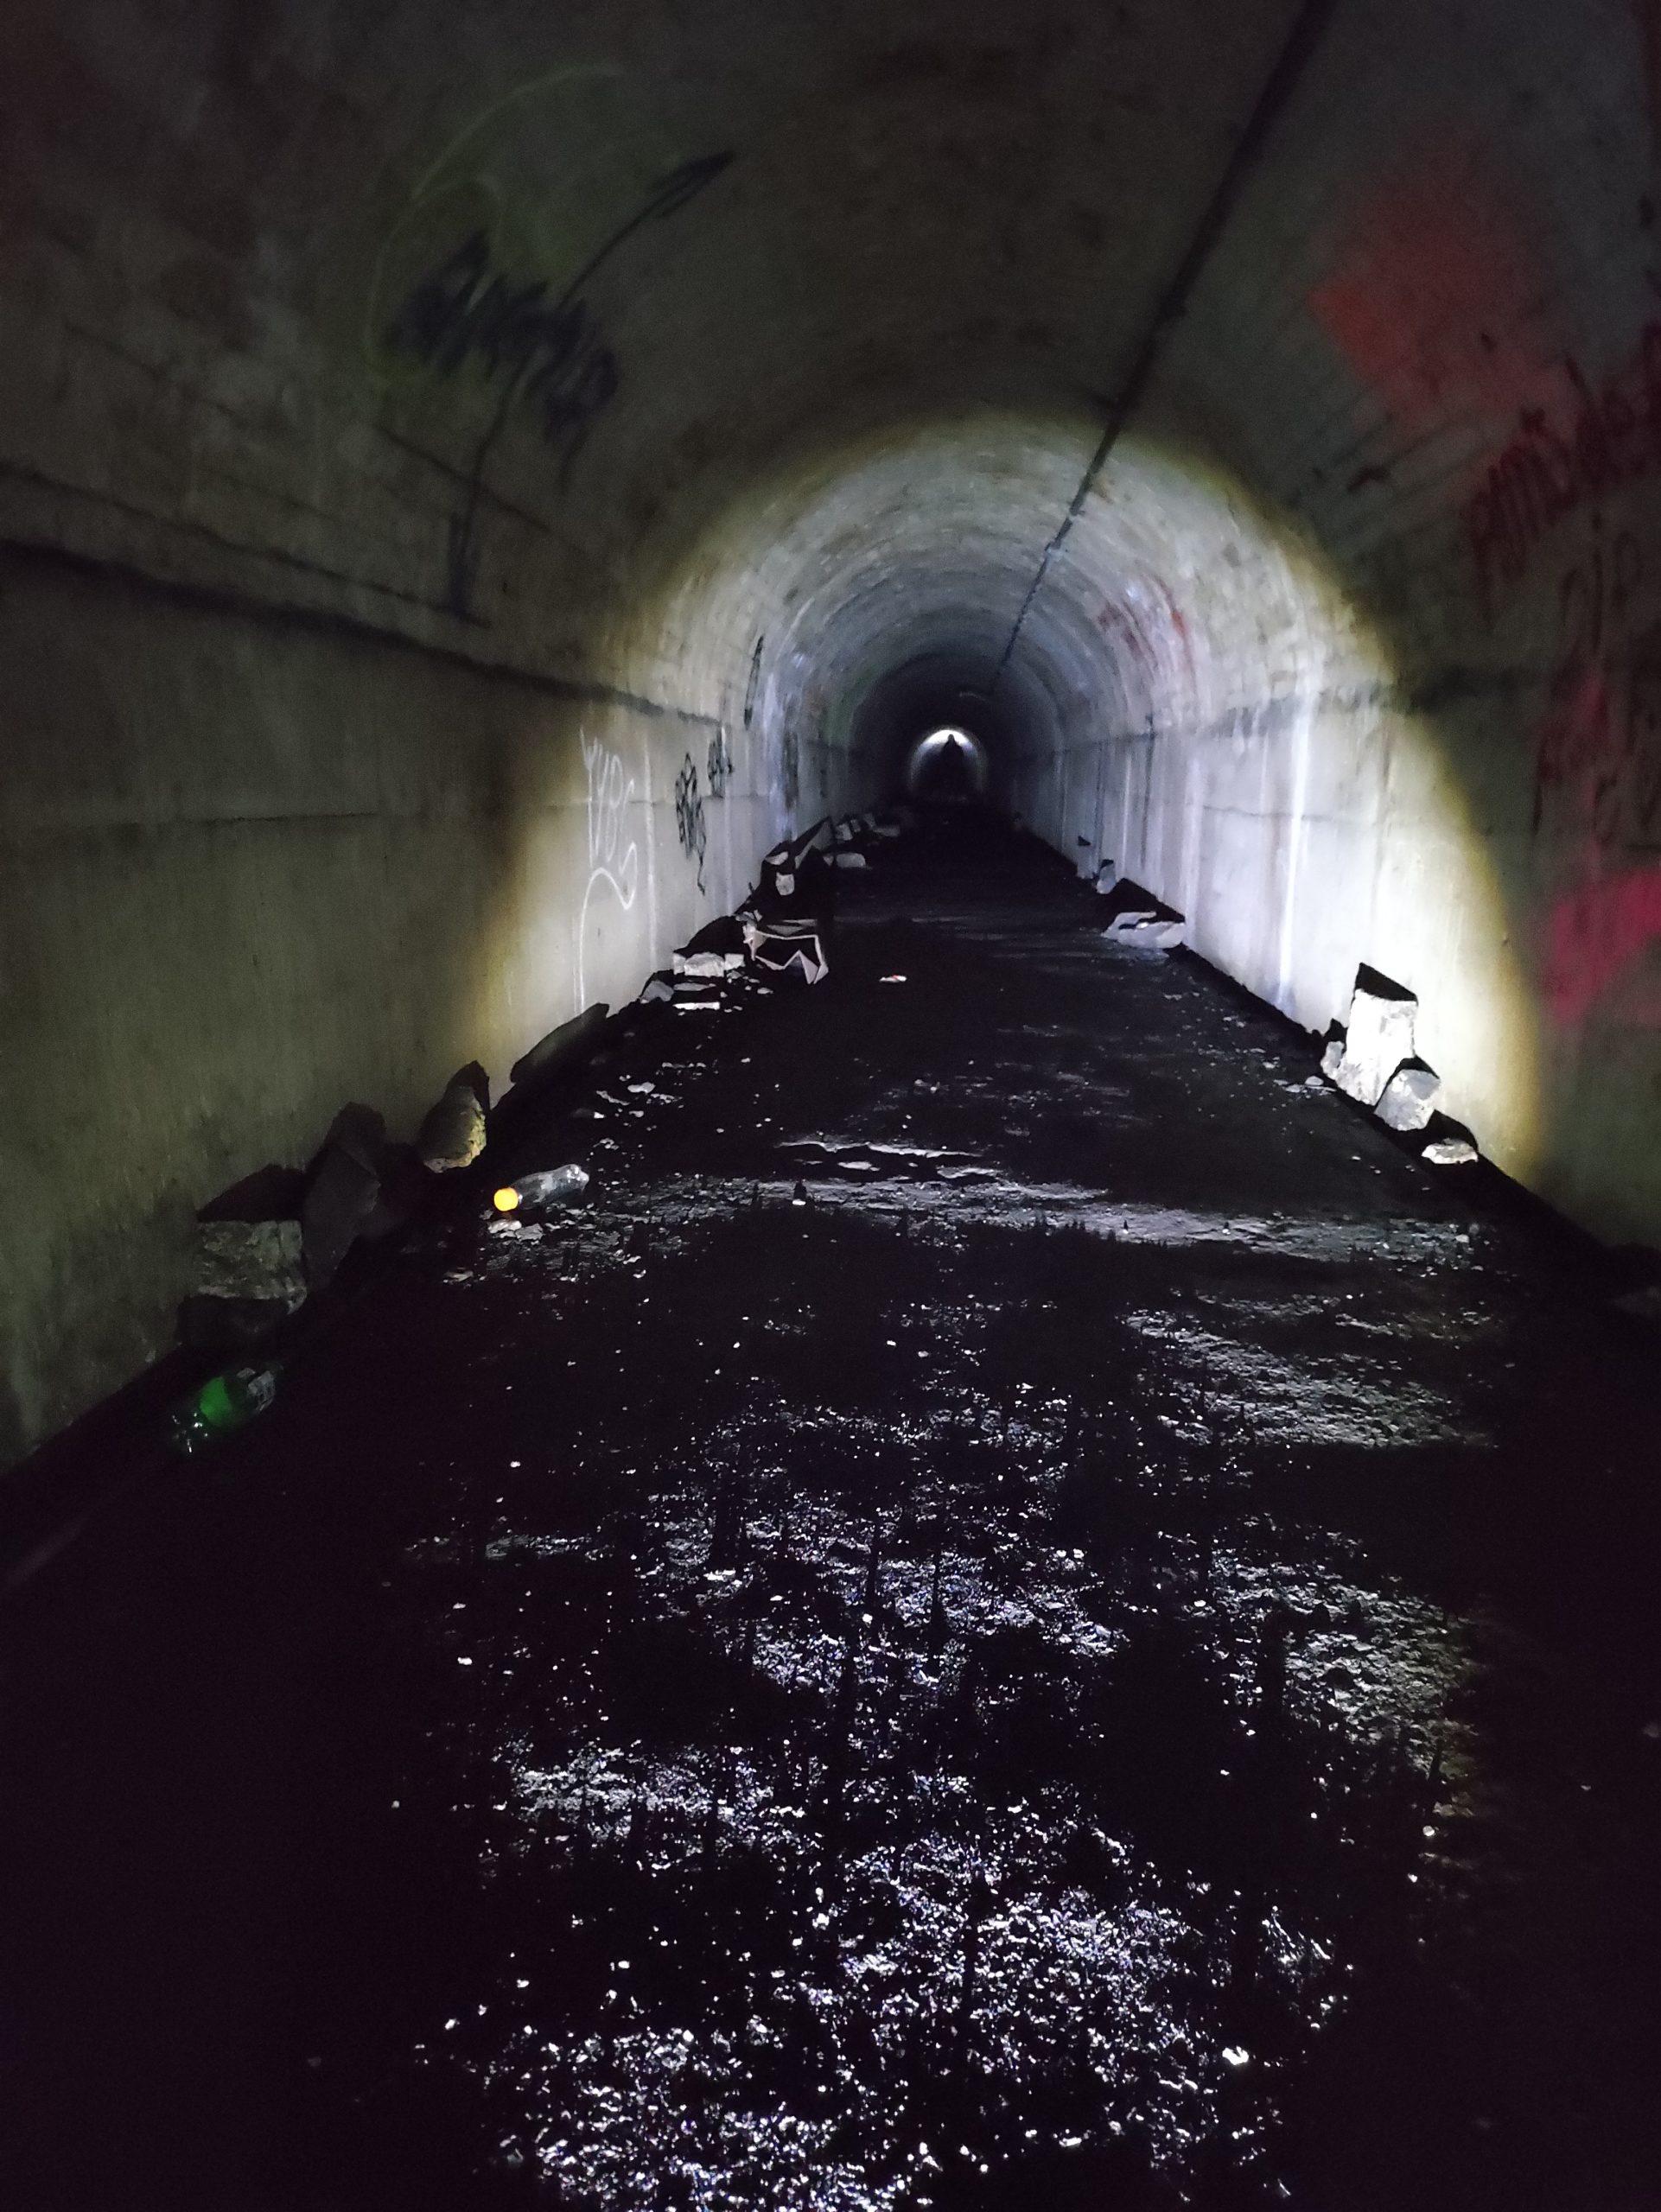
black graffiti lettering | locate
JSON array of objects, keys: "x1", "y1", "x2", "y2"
[
  {"x1": 743, "y1": 634, "x2": 764, "y2": 728},
  {"x1": 706, "y1": 727, "x2": 734, "y2": 798},
  {"x1": 382, "y1": 148, "x2": 734, "y2": 617},
  {"x1": 675, "y1": 753, "x2": 708, "y2": 890}
]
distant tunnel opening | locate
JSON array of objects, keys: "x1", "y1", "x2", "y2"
[
  {"x1": 902, "y1": 727, "x2": 990, "y2": 802},
  {"x1": 3, "y1": 0, "x2": 1659, "y2": 1465}
]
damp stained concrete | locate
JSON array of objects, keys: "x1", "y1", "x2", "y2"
[{"x1": 3, "y1": 821, "x2": 1660, "y2": 2211}]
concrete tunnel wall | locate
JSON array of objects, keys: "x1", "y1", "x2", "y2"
[{"x1": 3, "y1": 0, "x2": 1661, "y2": 1463}]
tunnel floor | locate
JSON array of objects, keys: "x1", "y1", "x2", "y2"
[{"x1": 4, "y1": 823, "x2": 1661, "y2": 2212}]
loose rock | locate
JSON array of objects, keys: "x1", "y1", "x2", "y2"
[
  {"x1": 1375, "y1": 1059, "x2": 1441, "y2": 1134},
  {"x1": 1334, "y1": 970, "x2": 1417, "y2": 1107}
]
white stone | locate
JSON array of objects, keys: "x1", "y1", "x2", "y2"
[
  {"x1": 1334, "y1": 979, "x2": 1417, "y2": 1107},
  {"x1": 1375, "y1": 1060, "x2": 1441, "y2": 1133},
  {"x1": 1422, "y1": 1136, "x2": 1478, "y2": 1166},
  {"x1": 673, "y1": 949, "x2": 744, "y2": 978},
  {"x1": 1106, "y1": 914, "x2": 1184, "y2": 950},
  {"x1": 1320, "y1": 1031, "x2": 1346, "y2": 1080}
]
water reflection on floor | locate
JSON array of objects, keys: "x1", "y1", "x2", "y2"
[{"x1": 5, "y1": 824, "x2": 1659, "y2": 2209}]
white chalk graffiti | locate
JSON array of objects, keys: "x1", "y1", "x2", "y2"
[{"x1": 577, "y1": 731, "x2": 639, "y2": 1004}]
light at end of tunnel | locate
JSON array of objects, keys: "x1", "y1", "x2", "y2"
[
  {"x1": 906, "y1": 727, "x2": 990, "y2": 800},
  {"x1": 493, "y1": 1185, "x2": 522, "y2": 1213}
]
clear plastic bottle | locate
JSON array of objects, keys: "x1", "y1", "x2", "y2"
[
  {"x1": 166, "y1": 1363, "x2": 281, "y2": 1455},
  {"x1": 491, "y1": 1164, "x2": 590, "y2": 1215}
]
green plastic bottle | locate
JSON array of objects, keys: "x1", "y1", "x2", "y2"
[{"x1": 166, "y1": 1363, "x2": 281, "y2": 1456}]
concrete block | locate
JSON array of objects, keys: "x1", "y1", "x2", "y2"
[
  {"x1": 1422, "y1": 1136, "x2": 1478, "y2": 1166},
  {"x1": 1375, "y1": 1058, "x2": 1441, "y2": 1133},
  {"x1": 302, "y1": 1105, "x2": 387, "y2": 1287},
  {"x1": 511, "y1": 1004, "x2": 610, "y2": 1090},
  {"x1": 192, "y1": 1217, "x2": 305, "y2": 1305},
  {"x1": 417, "y1": 1068, "x2": 487, "y2": 1171},
  {"x1": 1334, "y1": 970, "x2": 1417, "y2": 1108},
  {"x1": 1106, "y1": 913, "x2": 1184, "y2": 950}
]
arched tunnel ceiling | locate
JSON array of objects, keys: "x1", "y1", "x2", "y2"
[
  {"x1": 3, "y1": 0, "x2": 1314, "y2": 676},
  {"x1": 6, "y1": 0, "x2": 1661, "y2": 1457}
]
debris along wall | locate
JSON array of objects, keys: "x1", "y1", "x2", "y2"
[
  {"x1": 0, "y1": 10, "x2": 793, "y2": 1463},
  {"x1": 0, "y1": 0, "x2": 1314, "y2": 1459},
  {"x1": 0, "y1": 550, "x2": 773, "y2": 1465},
  {"x1": 9, "y1": 0, "x2": 1661, "y2": 1458},
  {"x1": 1009, "y1": 0, "x2": 1661, "y2": 1255}
]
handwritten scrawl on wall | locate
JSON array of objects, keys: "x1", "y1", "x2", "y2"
[
  {"x1": 366, "y1": 70, "x2": 733, "y2": 619},
  {"x1": 1462, "y1": 310, "x2": 1661, "y2": 1027},
  {"x1": 675, "y1": 753, "x2": 708, "y2": 891},
  {"x1": 578, "y1": 730, "x2": 640, "y2": 1007},
  {"x1": 706, "y1": 726, "x2": 734, "y2": 798}
]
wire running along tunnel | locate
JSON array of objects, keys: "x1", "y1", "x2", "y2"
[{"x1": 4, "y1": 0, "x2": 1661, "y2": 2205}]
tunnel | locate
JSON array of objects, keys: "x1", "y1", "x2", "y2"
[{"x1": 3, "y1": 2, "x2": 1661, "y2": 2207}]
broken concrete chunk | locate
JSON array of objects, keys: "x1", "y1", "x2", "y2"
[
  {"x1": 1375, "y1": 1058, "x2": 1442, "y2": 1134},
  {"x1": 1320, "y1": 1028, "x2": 1346, "y2": 1081},
  {"x1": 302, "y1": 1105, "x2": 387, "y2": 1288},
  {"x1": 832, "y1": 850, "x2": 868, "y2": 870},
  {"x1": 193, "y1": 1217, "x2": 306, "y2": 1305},
  {"x1": 640, "y1": 973, "x2": 675, "y2": 1005},
  {"x1": 417, "y1": 1065, "x2": 488, "y2": 1171},
  {"x1": 1106, "y1": 913, "x2": 1185, "y2": 950},
  {"x1": 1422, "y1": 1135, "x2": 1478, "y2": 1166},
  {"x1": 675, "y1": 948, "x2": 747, "y2": 978},
  {"x1": 674, "y1": 916, "x2": 748, "y2": 979},
  {"x1": 510, "y1": 1003, "x2": 609, "y2": 1091},
  {"x1": 1334, "y1": 969, "x2": 1417, "y2": 1108}
]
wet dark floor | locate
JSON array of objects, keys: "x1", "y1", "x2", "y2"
[{"x1": 3, "y1": 820, "x2": 1661, "y2": 2211}]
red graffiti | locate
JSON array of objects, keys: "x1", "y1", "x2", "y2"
[
  {"x1": 1546, "y1": 863, "x2": 1661, "y2": 1023},
  {"x1": 1309, "y1": 160, "x2": 1536, "y2": 436},
  {"x1": 1464, "y1": 321, "x2": 1661, "y2": 622},
  {"x1": 1534, "y1": 531, "x2": 1661, "y2": 846}
]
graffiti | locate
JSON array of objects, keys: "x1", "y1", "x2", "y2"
[
  {"x1": 1309, "y1": 158, "x2": 1531, "y2": 438},
  {"x1": 385, "y1": 227, "x2": 622, "y2": 474},
  {"x1": 375, "y1": 137, "x2": 734, "y2": 618},
  {"x1": 706, "y1": 725, "x2": 734, "y2": 798},
  {"x1": 675, "y1": 753, "x2": 708, "y2": 890},
  {"x1": 743, "y1": 634, "x2": 765, "y2": 728},
  {"x1": 577, "y1": 731, "x2": 639, "y2": 1005},
  {"x1": 1464, "y1": 317, "x2": 1661, "y2": 622},
  {"x1": 1546, "y1": 864, "x2": 1661, "y2": 1023},
  {"x1": 1533, "y1": 528, "x2": 1661, "y2": 850}
]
